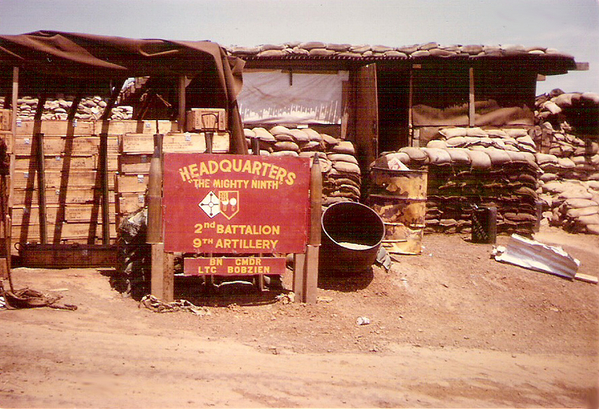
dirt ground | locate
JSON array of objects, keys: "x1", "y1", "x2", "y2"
[{"x1": 1, "y1": 224, "x2": 598, "y2": 408}]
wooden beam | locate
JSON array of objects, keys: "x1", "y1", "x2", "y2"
[
  {"x1": 146, "y1": 133, "x2": 163, "y2": 244},
  {"x1": 408, "y1": 69, "x2": 414, "y2": 146},
  {"x1": 575, "y1": 62, "x2": 589, "y2": 71},
  {"x1": 303, "y1": 155, "x2": 322, "y2": 304},
  {"x1": 34, "y1": 94, "x2": 48, "y2": 244},
  {"x1": 151, "y1": 243, "x2": 175, "y2": 302},
  {"x1": 178, "y1": 75, "x2": 186, "y2": 132},
  {"x1": 9, "y1": 67, "x2": 18, "y2": 210},
  {"x1": 469, "y1": 67, "x2": 475, "y2": 127}
]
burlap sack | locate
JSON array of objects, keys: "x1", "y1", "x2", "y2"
[
  {"x1": 446, "y1": 136, "x2": 467, "y2": 147},
  {"x1": 559, "y1": 188, "x2": 593, "y2": 201},
  {"x1": 423, "y1": 148, "x2": 452, "y2": 165},
  {"x1": 253, "y1": 127, "x2": 276, "y2": 142},
  {"x1": 587, "y1": 224, "x2": 599, "y2": 235},
  {"x1": 328, "y1": 153, "x2": 358, "y2": 165},
  {"x1": 272, "y1": 150, "x2": 299, "y2": 157},
  {"x1": 273, "y1": 141, "x2": 300, "y2": 152},
  {"x1": 536, "y1": 153, "x2": 558, "y2": 165},
  {"x1": 332, "y1": 141, "x2": 356, "y2": 155},
  {"x1": 244, "y1": 128, "x2": 256, "y2": 138},
  {"x1": 446, "y1": 148, "x2": 471, "y2": 165},
  {"x1": 563, "y1": 198, "x2": 597, "y2": 208},
  {"x1": 301, "y1": 141, "x2": 324, "y2": 151},
  {"x1": 321, "y1": 133, "x2": 339, "y2": 146},
  {"x1": 303, "y1": 128, "x2": 323, "y2": 142},
  {"x1": 400, "y1": 147, "x2": 429, "y2": 163},
  {"x1": 439, "y1": 128, "x2": 467, "y2": 139},
  {"x1": 557, "y1": 157, "x2": 576, "y2": 169},
  {"x1": 270, "y1": 125, "x2": 294, "y2": 138},
  {"x1": 426, "y1": 140, "x2": 448, "y2": 149},
  {"x1": 566, "y1": 206, "x2": 599, "y2": 218},
  {"x1": 504, "y1": 128, "x2": 528, "y2": 138},
  {"x1": 288, "y1": 129, "x2": 310, "y2": 143},
  {"x1": 467, "y1": 150, "x2": 492, "y2": 169},
  {"x1": 485, "y1": 148, "x2": 512, "y2": 166},
  {"x1": 333, "y1": 160, "x2": 361, "y2": 175}
]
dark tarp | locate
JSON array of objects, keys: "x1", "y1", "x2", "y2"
[{"x1": 0, "y1": 31, "x2": 247, "y2": 153}]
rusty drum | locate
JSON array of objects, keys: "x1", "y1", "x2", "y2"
[{"x1": 366, "y1": 167, "x2": 428, "y2": 255}]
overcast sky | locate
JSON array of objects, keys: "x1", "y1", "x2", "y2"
[{"x1": 1, "y1": 0, "x2": 597, "y2": 95}]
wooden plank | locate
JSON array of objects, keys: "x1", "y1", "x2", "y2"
[
  {"x1": 12, "y1": 170, "x2": 116, "y2": 189},
  {"x1": 353, "y1": 63, "x2": 379, "y2": 171},
  {"x1": 119, "y1": 154, "x2": 151, "y2": 174},
  {"x1": 151, "y1": 243, "x2": 175, "y2": 302},
  {"x1": 293, "y1": 253, "x2": 306, "y2": 302},
  {"x1": 574, "y1": 273, "x2": 598, "y2": 284},
  {"x1": 12, "y1": 222, "x2": 116, "y2": 241},
  {"x1": 14, "y1": 155, "x2": 112, "y2": 171},
  {"x1": 0, "y1": 109, "x2": 11, "y2": 131},
  {"x1": 121, "y1": 132, "x2": 229, "y2": 154},
  {"x1": 13, "y1": 136, "x2": 119, "y2": 156},
  {"x1": 12, "y1": 204, "x2": 116, "y2": 224},
  {"x1": 469, "y1": 67, "x2": 475, "y2": 128},
  {"x1": 116, "y1": 174, "x2": 149, "y2": 193},
  {"x1": 12, "y1": 188, "x2": 115, "y2": 205},
  {"x1": 15, "y1": 120, "x2": 95, "y2": 136}
]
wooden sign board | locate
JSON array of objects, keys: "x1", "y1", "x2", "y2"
[
  {"x1": 163, "y1": 153, "x2": 310, "y2": 254},
  {"x1": 184, "y1": 257, "x2": 286, "y2": 276}
]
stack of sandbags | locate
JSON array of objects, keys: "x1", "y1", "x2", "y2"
[
  {"x1": 0, "y1": 96, "x2": 133, "y2": 121},
  {"x1": 424, "y1": 126, "x2": 537, "y2": 153},
  {"x1": 244, "y1": 126, "x2": 361, "y2": 206},
  {"x1": 533, "y1": 90, "x2": 599, "y2": 235},
  {"x1": 538, "y1": 177, "x2": 599, "y2": 235},
  {"x1": 229, "y1": 42, "x2": 572, "y2": 60},
  {"x1": 375, "y1": 145, "x2": 540, "y2": 235}
]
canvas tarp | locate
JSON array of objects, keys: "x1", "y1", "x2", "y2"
[{"x1": 0, "y1": 31, "x2": 247, "y2": 153}]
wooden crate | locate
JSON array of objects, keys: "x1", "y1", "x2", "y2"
[
  {"x1": 12, "y1": 188, "x2": 115, "y2": 205},
  {"x1": 116, "y1": 193, "x2": 146, "y2": 214},
  {"x1": 12, "y1": 170, "x2": 116, "y2": 190},
  {"x1": 116, "y1": 174, "x2": 149, "y2": 193},
  {"x1": 15, "y1": 155, "x2": 96, "y2": 171},
  {"x1": 13, "y1": 136, "x2": 119, "y2": 156},
  {"x1": 121, "y1": 132, "x2": 229, "y2": 154},
  {"x1": 15, "y1": 120, "x2": 95, "y2": 136},
  {"x1": 0, "y1": 109, "x2": 11, "y2": 131},
  {"x1": 96, "y1": 120, "x2": 178, "y2": 135},
  {"x1": 12, "y1": 204, "x2": 116, "y2": 225},
  {"x1": 1, "y1": 130, "x2": 11, "y2": 152},
  {"x1": 12, "y1": 222, "x2": 117, "y2": 242},
  {"x1": 186, "y1": 108, "x2": 227, "y2": 131},
  {"x1": 16, "y1": 243, "x2": 117, "y2": 268},
  {"x1": 119, "y1": 154, "x2": 151, "y2": 174}
]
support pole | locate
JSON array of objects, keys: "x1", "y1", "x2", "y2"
[
  {"x1": 34, "y1": 94, "x2": 48, "y2": 244},
  {"x1": 469, "y1": 67, "x2": 475, "y2": 128},
  {"x1": 178, "y1": 75, "x2": 186, "y2": 132},
  {"x1": 302, "y1": 155, "x2": 322, "y2": 303}
]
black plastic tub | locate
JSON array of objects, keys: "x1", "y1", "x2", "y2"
[{"x1": 319, "y1": 202, "x2": 385, "y2": 274}]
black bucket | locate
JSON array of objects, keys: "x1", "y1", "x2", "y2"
[
  {"x1": 319, "y1": 202, "x2": 385, "y2": 274},
  {"x1": 471, "y1": 206, "x2": 497, "y2": 244}
]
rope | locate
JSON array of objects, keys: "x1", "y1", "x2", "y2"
[{"x1": 139, "y1": 295, "x2": 211, "y2": 316}]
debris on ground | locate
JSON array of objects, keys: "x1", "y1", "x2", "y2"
[
  {"x1": 492, "y1": 234, "x2": 579, "y2": 279},
  {"x1": 1, "y1": 287, "x2": 77, "y2": 310},
  {"x1": 356, "y1": 316, "x2": 371, "y2": 326},
  {"x1": 139, "y1": 294, "x2": 211, "y2": 316}
]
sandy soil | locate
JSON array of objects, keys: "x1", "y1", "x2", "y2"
[{"x1": 1, "y1": 225, "x2": 598, "y2": 408}]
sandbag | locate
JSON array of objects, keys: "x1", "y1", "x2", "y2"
[
  {"x1": 467, "y1": 150, "x2": 492, "y2": 169},
  {"x1": 252, "y1": 127, "x2": 276, "y2": 142},
  {"x1": 446, "y1": 148, "x2": 471, "y2": 165},
  {"x1": 423, "y1": 148, "x2": 452, "y2": 165},
  {"x1": 400, "y1": 147, "x2": 429, "y2": 163},
  {"x1": 273, "y1": 141, "x2": 300, "y2": 152},
  {"x1": 328, "y1": 153, "x2": 358, "y2": 165},
  {"x1": 332, "y1": 141, "x2": 355, "y2": 155},
  {"x1": 485, "y1": 148, "x2": 512, "y2": 166},
  {"x1": 426, "y1": 140, "x2": 448, "y2": 149},
  {"x1": 563, "y1": 198, "x2": 598, "y2": 208},
  {"x1": 303, "y1": 128, "x2": 323, "y2": 142},
  {"x1": 289, "y1": 129, "x2": 311, "y2": 143}
]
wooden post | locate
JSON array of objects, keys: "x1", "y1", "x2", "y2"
[
  {"x1": 151, "y1": 243, "x2": 174, "y2": 302},
  {"x1": 33, "y1": 94, "x2": 48, "y2": 244},
  {"x1": 302, "y1": 155, "x2": 322, "y2": 303},
  {"x1": 469, "y1": 67, "x2": 475, "y2": 127},
  {"x1": 146, "y1": 133, "x2": 163, "y2": 243},
  {"x1": 99, "y1": 83, "x2": 122, "y2": 244},
  {"x1": 408, "y1": 68, "x2": 414, "y2": 146},
  {"x1": 178, "y1": 75, "x2": 186, "y2": 132}
]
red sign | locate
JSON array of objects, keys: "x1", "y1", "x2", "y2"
[
  {"x1": 184, "y1": 257, "x2": 286, "y2": 276},
  {"x1": 163, "y1": 153, "x2": 310, "y2": 254}
]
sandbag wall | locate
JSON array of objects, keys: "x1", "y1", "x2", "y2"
[
  {"x1": 534, "y1": 91, "x2": 599, "y2": 234},
  {"x1": 374, "y1": 126, "x2": 541, "y2": 236},
  {"x1": 244, "y1": 126, "x2": 361, "y2": 206}
]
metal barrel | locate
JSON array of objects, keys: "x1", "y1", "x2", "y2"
[
  {"x1": 366, "y1": 167, "x2": 428, "y2": 255},
  {"x1": 319, "y1": 202, "x2": 385, "y2": 274},
  {"x1": 471, "y1": 206, "x2": 497, "y2": 244}
]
